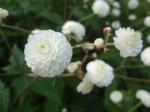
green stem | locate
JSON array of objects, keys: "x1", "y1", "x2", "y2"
[
  {"x1": 80, "y1": 14, "x2": 95, "y2": 22},
  {"x1": 6, "y1": 76, "x2": 39, "y2": 112},
  {"x1": 128, "y1": 102, "x2": 142, "y2": 112},
  {"x1": 1, "y1": 23, "x2": 30, "y2": 34}
]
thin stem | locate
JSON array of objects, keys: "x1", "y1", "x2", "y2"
[
  {"x1": 1, "y1": 23, "x2": 30, "y2": 34},
  {"x1": 128, "y1": 102, "x2": 142, "y2": 112},
  {"x1": 6, "y1": 76, "x2": 39, "y2": 112},
  {"x1": 116, "y1": 74, "x2": 150, "y2": 84},
  {"x1": 80, "y1": 14, "x2": 95, "y2": 22},
  {"x1": 0, "y1": 29, "x2": 11, "y2": 52},
  {"x1": 115, "y1": 59, "x2": 126, "y2": 72}
]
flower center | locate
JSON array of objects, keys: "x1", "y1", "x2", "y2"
[{"x1": 37, "y1": 42, "x2": 50, "y2": 55}]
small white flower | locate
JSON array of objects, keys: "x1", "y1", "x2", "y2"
[
  {"x1": 67, "y1": 61, "x2": 81, "y2": 73},
  {"x1": 92, "y1": 0, "x2": 110, "y2": 17},
  {"x1": 128, "y1": 14, "x2": 137, "y2": 20},
  {"x1": 62, "y1": 21, "x2": 86, "y2": 42},
  {"x1": 141, "y1": 47, "x2": 150, "y2": 66},
  {"x1": 111, "y1": 8, "x2": 121, "y2": 17},
  {"x1": 62, "y1": 108, "x2": 67, "y2": 112},
  {"x1": 111, "y1": 21, "x2": 121, "y2": 29},
  {"x1": 77, "y1": 76, "x2": 94, "y2": 94},
  {"x1": 0, "y1": 8, "x2": 8, "y2": 20},
  {"x1": 94, "y1": 38, "x2": 104, "y2": 49},
  {"x1": 86, "y1": 60, "x2": 114, "y2": 87},
  {"x1": 128, "y1": 0, "x2": 139, "y2": 10},
  {"x1": 110, "y1": 90, "x2": 123, "y2": 103},
  {"x1": 136, "y1": 90, "x2": 150, "y2": 108},
  {"x1": 144, "y1": 16, "x2": 150, "y2": 28},
  {"x1": 24, "y1": 29, "x2": 72, "y2": 77},
  {"x1": 112, "y1": 1, "x2": 120, "y2": 8},
  {"x1": 147, "y1": 34, "x2": 150, "y2": 43},
  {"x1": 113, "y1": 27, "x2": 143, "y2": 58},
  {"x1": 147, "y1": 0, "x2": 150, "y2": 3}
]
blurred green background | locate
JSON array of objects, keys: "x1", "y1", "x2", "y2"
[{"x1": 0, "y1": 0, "x2": 150, "y2": 112}]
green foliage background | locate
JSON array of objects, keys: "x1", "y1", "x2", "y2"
[{"x1": 0, "y1": 0, "x2": 150, "y2": 112}]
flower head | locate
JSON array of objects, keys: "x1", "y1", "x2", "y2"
[
  {"x1": 113, "y1": 27, "x2": 143, "y2": 58},
  {"x1": 128, "y1": 0, "x2": 139, "y2": 10},
  {"x1": 24, "y1": 29, "x2": 72, "y2": 77},
  {"x1": 110, "y1": 90, "x2": 123, "y2": 103},
  {"x1": 136, "y1": 90, "x2": 150, "y2": 108},
  {"x1": 86, "y1": 60, "x2": 114, "y2": 87},
  {"x1": 92, "y1": 0, "x2": 110, "y2": 17},
  {"x1": 141, "y1": 47, "x2": 150, "y2": 66},
  {"x1": 77, "y1": 76, "x2": 94, "y2": 94},
  {"x1": 62, "y1": 21, "x2": 86, "y2": 42},
  {"x1": 144, "y1": 16, "x2": 150, "y2": 28},
  {"x1": 0, "y1": 8, "x2": 8, "y2": 20}
]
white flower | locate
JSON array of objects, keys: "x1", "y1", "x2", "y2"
[
  {"x1": 147, "y1": 0, "x2": 150, "y2": 3},
  {"x1": 110, "y1": 90, "x2": 123, "y2": 103},
  {"x1": 24, "y1": 29, "x2": 72, "y2": 77},
  {"x1": 62, "y1": 21, "x2": 86, "y2": 42},
  {"x1": 92, "y1": 0, "x2": 110, "y2": 17},
  {"x1": 62, "y1": 108, "x2": 67, "y2": 112},
  {"x1": 94, "y1": 38, "x2": 104, "y2": 49},
  {"x1": 136, "y1": 90, "x2": 150, "y2": 108},
  {"x1": 144, "y1": 16, "x2": 150, "y2": 28},
  {"x1": 141, "y1": 47, "x2": 150, "y2": 66},
  {"x1": 77, "y1": 76, "x2": 94, "y2": 94},
  {"x1": 128, "y1": 0, "x2": 139, "y2": 10},
  {"x1": 113, "y1": 27, "x2": 143, "y2": 58},
  {"x1": 111, "y1": 8, "x2": 121, "y2": 17},
  {"x1": 147, "y1": 34, "x2": 150, "y2": 43},
  {"x1": 128, "y1": 14, "x2": 137, "y2": 20},
  {"x1": 86, "y1": 60, "x2": 114, "y2": 87},
  {"x1": 0, "y1": 8, "x2": 8, "y2": 20},
  {"x1": 111, "y1": 21, "x2": 121, "y2": 29},
  {"x1": 67, "y1": 61, "x2": 81, "y2": 73},
  {"x1": 112, "y1": 1, "x2": 120, "y2": 8}
]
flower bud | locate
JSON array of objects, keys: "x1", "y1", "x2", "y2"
[
  {"x1": 103, "y1": 27, "x2": 112, "y2": 35},
  {"x1": 94, "y1": 38, "x2": 104, "y2": 49},
  {"x1": 67, "y1": 61, "x2": 81, "y2": 73}
]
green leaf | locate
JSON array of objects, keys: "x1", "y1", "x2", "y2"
[
  {"x1": 32, "y1": 77, "x2": 64, "y2": 105},
  {"x1": 0, "y1": 80, "x2": 10, "y2": 112},
  {"x1": 3, "y1": 44, "x2": 28, "y2": 75}
]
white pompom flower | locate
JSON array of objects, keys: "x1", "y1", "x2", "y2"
[
  {"x1": 136, "y1": 90, "x2": 150, "y2": 108},
  {"x1": 86, "y1": 60, "x2": 114, "y2": 87},
  {"x1": 92, "y1": 0, "x2": 110, "y2": 18},
  {"x1": 111, "y1": 21, "x2": 121, "y2": 29},
  {"x1": 77, "y1": 76, "x2": 94, "y2": 94},
  {"x1": 111, "y1": 8, "x2": 121, "y2": 17},
  {"x1": 67, "y1": 61, "x2": 81, "y2": 73},
  {"x1": 128, "y1": 14, "x2": 137, "y2": 20},
  {"x1": 62, "y1": 21, "x2": 86, "y2": 42},
  {"x1": 24, "y1": 29, "x2": 72, "y2": 77},
  {"x1": 0, "y1": 8, "x2": 8, "y2": 20},
  {"x1": 112, "y1": 1, "x2": 120, "y2": 8},
  {"x1": 128, "y1": 0, "x2": 139, "y2": 10},
  {"x1": 113, "y1": 27, "x2": 143, "y2": 58},
  {"x1": 110, "y1": 90, "x2": 123, "y2": 103},
  {"x1": 144, "y1": 16, "x2": 150, "y2": 28},
  {"x1": 147, "y1": 34, "x2": 150, "y2": 43},
  {"x1": 141, "y1": 47, "x2": 150, "y2": 66}
]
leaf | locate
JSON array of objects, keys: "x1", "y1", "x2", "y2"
[
  {"x1": 32, "y1": 77, "x2": 65, "y2": 105},
  {"x1": 3, "y1": 44, "x2": 28, "y2": 75},
  {"x1": 0, "y1": 80, "x2": 10, "y2": 112}
]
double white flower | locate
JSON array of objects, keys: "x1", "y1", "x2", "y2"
[
  {"x1": 114, "y1": 27, "x2": 143, "y2": 58},
  {"x1": 24, "y1": 29, "x2": 72, "y2": 77}
]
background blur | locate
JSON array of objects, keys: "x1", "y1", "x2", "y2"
[{"x1": 0, "y1": 0, "x2": 150, "y2": 112}]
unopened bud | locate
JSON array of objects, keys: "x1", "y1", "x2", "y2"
[
  {"x1": 103, "y1": 27, "x2": 112, "y2": 35},
  {"x1": 92, "y1": 53, "x2": 97, "y2": 59},
  {"x1": 67, "y1": 61, "x2": 81, "y2": 73},
  {"x1": 94, "y1": 38, "x2": 104, "y2": 49}
]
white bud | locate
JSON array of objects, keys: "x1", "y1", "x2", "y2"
[
  {"x1": 94, "y1": 38, "x2": 104, "y2": 49},
  {"x1": 67, "y1": 61, "x2": 81, "y2": 73}
]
